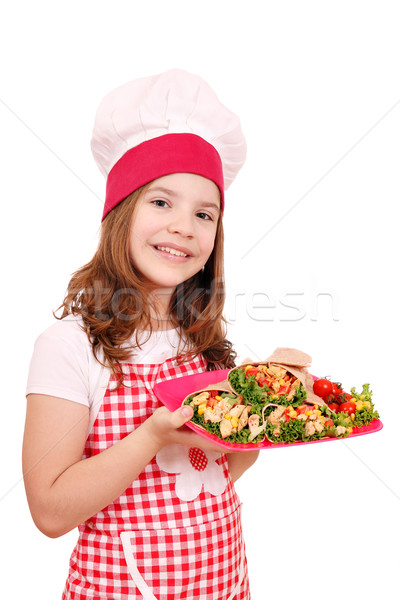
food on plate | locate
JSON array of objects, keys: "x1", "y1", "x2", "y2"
[
  {"x1": 228, "y1": 363, "x2": 308, "y2": 404},
  {"x1": 228, "y1": 348, "x2": 325, "y2": 408},
  {"x1": 312, "y1": 379, "x2": 379, "y2": 428},
  {"x1": 183, "y1": 388, "x2": 264, "y2": 443},
  {"x1": 183, "y1": 386, "x2": 362, "y2": 444},
  {"x1": 181, "y1": 349, "x2": 380, "y2": 446}
]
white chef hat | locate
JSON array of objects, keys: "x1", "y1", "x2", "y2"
[{"x1": 90, "y1": 69, "x2": 247, "y2": 220}]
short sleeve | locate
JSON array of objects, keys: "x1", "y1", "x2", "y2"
[{"x1": 26, "y1": 318, "x2": 91, "y2": 407}]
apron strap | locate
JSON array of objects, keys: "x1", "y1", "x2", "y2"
[{"x1": 120, "y1": 532, "x2": 158, "y2": 600}]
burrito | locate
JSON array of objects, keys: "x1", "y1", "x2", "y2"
[
  {"x1": 228, "y1": 354, "x2": 325, "y2": 407},
  {"x1": 182, "y1": 385, "x2": 267, "y2": 443},
  {"x1": 180, "y1": 349, "x2": 379, "y2": 445}
]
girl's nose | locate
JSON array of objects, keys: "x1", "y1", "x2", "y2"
[{"x1": 166, "y1": 212, "x2": 194, "y2": 238}]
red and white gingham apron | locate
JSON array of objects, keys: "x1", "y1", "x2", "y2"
[{"x1": 62, "y1": 355, "x2": 250, "y2": 600}]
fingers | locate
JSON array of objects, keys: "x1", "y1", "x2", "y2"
[{"x1": 171, "y1": 405, "x2": 193, "y2": 428}]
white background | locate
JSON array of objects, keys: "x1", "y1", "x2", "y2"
[{"x1": 1, "y1": 1, "x2": 399, "y2": 598}]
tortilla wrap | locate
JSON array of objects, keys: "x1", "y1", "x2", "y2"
[
  {"x1": 228, "y1": 347, "x2": 325, "y2": 406},
  {"x1": 181, "y1": 385, "x2": 242, "y2": 436}
]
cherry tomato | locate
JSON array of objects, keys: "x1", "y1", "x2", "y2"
[
  {"x1": 210, "y1": 390, "x2": 219, "y2": 398},
  {"x1": 325, "y1": 419, "x2": 335, "y2": 428},
  {"x1": 313, "y1": 378, "x2": 334, "y2": 398},
  {"x1": 324, "y1": 393, "x2": 336, "y2": 403},
  {"x1": 332, "y1": 382, "x2": 343, "y2": 396},
  {"x1": 339, "y1": 401, "x2": 356, "y2": 415},
  {"x1": 327, "y1": 402, "x2": 339, "y2": 413}
]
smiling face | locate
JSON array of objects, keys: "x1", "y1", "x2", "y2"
[{"x1": 129, "y1": 173, "x2": 220, "y2": 300}]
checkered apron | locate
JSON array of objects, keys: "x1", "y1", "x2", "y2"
[{"x1": 62, "y1": 355, "x2": 250, "y2": 600}]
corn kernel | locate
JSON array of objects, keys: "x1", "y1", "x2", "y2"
[
  {"x1": 306, "y1": 410, "x2": 313, "y2": 416},
  {"x1": 289, "y1": 410, "x2": 297, "y2": 418},
  {"x1": 279, "y1": 379, "x2": 285, "y2": 386},
  {"x1": 231, "y1": 416, "x2": 239, "y2": 428},
  {"x1": 314, "y1": 410, "x2": 322, "y2": 416},
  {"x1": 215, "y1": 395, "x2": 223, "y2": 401},
  {"x1": 364, "y1": 401, "x2": 371, "y2": 409},
  {"x1": 198, "y1": 403, "x2": 207, "y2": 416},
  {"x1": 348, "y1": 427, "x2": 353, "y2": 433},
  {"x1": 360, "y1": 394, "x2": 365, "y2": 400},
  {"x1": 245, "y1": 365, "x2": 254, "y2": 371},
  {"x1": 351, "y1": 413, "x2": 355, "y2": 421},
  {"x1": 224, "y1": 414, "x2": 231, "y2": 420},
  {"x1": 314, "y1": 405, "x2": 319, "y2": 409},
  {"x1": 356, "y1": 401, "x2": 363, "y2": 410}
]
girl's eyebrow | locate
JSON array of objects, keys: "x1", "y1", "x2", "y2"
[
  {"x1": 146, "y1": 186, "x2": 178, "y2": 196},
  {"x1": 198, "y1": 201, "x2": 220, "y2": 213}
]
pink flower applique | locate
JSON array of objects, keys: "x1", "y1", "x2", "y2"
[{"x1": 156, "y1": 444, "x2": 227, "y2": 501}]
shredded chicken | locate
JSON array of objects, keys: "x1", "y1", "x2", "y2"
[
  {"x1": 229, "y1": 404, "x2": 246, "y2": 419},
  {"x1": 220, "y1": 418, "x2": 233, "y2": 439},
  {"x1": 266, "y1": 365, "x2": 287, "y2": 379},
  {"x1": 190, "y1": 392, "x2": 210, "y2": 406},
  {"x1": 336, "y1": 425, "x2": 347, "y2": 436},
  {"x1": 267, "y1": 405, "x2": 286, "y2": 424},
  {"x1": 238, "y1": 406, "x2": 251, "y2": 432},
  {"x1": 304, "y1": 421, "x2": 316, "y2": 436},
  {"x1": 214, "y1": 398, "x2": 232, "y2": 419},
  {"x1": 248, "y1": 414, "x2": 260, "y2": 433},
  {"x1": 271, "y1": 381, "x2": 281, "y2": 393},
  {"x1": 287, "y1": 379, "x2": 300, "y2": 400},
  {"x1": 204, "y1": 408, "x2": 222, "y2": 423}
]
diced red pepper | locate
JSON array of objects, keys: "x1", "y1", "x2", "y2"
[
  {"x1": 245, "y1": 367, "x2": 258, "y2": 378},
  {"x1": 278, "y1": 385, "x2": 289, "y2": 395},
  {"x1": 284, "y1": 407, "x2": 297, "y2": 419}
]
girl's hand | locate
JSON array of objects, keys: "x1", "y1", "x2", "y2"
[{"x1": 147, "y1": 406, "x2": 231, "y2": 453}]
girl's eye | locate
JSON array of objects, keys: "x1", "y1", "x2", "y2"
[
  {"x1": 151, "y1": 199, "x2": 169, "y2": 208},
  {"x1": 196, "y1": 212, "x2": 212, "y2": 221}
]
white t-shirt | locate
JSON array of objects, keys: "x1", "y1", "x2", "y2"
[{"x1": 26, "y1": 315, "x2": 182, "y2": 433}]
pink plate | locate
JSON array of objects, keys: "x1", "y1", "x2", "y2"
[{"x1": 154, "y1": 370, "x2": 383, "y2": 451}]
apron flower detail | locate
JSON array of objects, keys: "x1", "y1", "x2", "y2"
[{"x1": 156, "y1": 444, "x2": 227, "y2": 501}]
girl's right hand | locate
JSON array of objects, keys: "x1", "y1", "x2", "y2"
[{"x1": 147, "y1": 406, "x2": 231, "y2": 453}]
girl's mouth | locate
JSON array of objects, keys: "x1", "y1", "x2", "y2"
[{"x1": 154, "y1": 245, "x2": 190, "y2": 258}]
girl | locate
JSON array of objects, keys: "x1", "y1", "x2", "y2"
[{"x1": 23, "y1": 69, "x2": 258, "y2": 600}]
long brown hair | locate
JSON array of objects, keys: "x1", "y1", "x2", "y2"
[{"x1": 56, "y1": 183, "x2": 236, "y2": 379}]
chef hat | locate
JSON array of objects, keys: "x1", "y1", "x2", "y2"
[{"x1": 90, "y1": 69, "x2": 247, "y2": 220}]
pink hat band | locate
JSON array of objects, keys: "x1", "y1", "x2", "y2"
[{"x1": 103, "y1": 133, "x2": 225, "y2": 221}]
